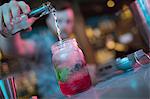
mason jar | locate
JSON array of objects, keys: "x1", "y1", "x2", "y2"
[{"x1": 51, "y1": 38, "x2": 91, "y2": 96}]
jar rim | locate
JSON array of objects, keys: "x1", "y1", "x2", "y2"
[{"x1": 51, "y1": 38, "x2": 77, "y2": 54}]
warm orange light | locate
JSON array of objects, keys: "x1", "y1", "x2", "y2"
[
  {"x1": 115, "y1": 43, "x2": 126, "y2": 51},
  {"x1": 86, "y1": 27, "x2": 94, "y2": 38},
  {"x1": 107, "y1": 0, "x2": 115, "y2": 8},
  {"x1": 121, "y1": 5, "x2": 133, "y2": 20},
  {"x1": 106, "y1": 40, "x2": 115, "y2": 49},
  {"x1": 95, "y1": 49, "x2": 115, "y2": 64}
]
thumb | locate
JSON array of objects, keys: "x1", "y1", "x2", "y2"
[{"x1": 27, "y1": 17, "x2": 37, "y2": 26}]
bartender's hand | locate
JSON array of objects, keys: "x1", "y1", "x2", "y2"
[{"x1": 0, "y1": 0, "x2": 36, "y2": 37}]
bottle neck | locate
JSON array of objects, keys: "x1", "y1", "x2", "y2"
[{"x1": 28, "y1": 2, "x2": 55, "y2": 18}]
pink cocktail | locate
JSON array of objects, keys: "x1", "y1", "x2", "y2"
[{"x1": 51, "y1": 39, "x2": 91, "y2": 96}]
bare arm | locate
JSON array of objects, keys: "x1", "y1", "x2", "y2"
[{"x1": 0, "y1": 33, "x2": 36, "y2": 57}]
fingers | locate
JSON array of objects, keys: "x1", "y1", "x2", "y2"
[
  {"x1": 28, "y1": 17, "x2": 37, "y2": 26},
  {"x1": 0, "y1": 1, "x2": 32, "y2": 37},
  {"x1": 9, "y1": 1, "x2": 31, "y2": 18},
  {"x1": 21, "y1": 15, "x2": 36, "y2": 30},
  {"x1": 9, "y1": 0, "x2": 20, "y2": 18},
  {"x1": 2, "y1": 3, "x2": 12, "y2": 31},
  {"x1": 18, "y1": 1, "x2": 31, "y2": 14}
]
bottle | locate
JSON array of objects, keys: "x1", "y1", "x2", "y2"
[
  {"x1": 51, "y1": 39, "x2": 92, "y2": 96},
  {"x1": 27, "y1": 2, "x2": 55, "y2": 18}
]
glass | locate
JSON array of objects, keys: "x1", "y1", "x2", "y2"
[
  {"x1": 134, "y1": 49, "x2": 150, "y2": 67},
  {"x1": 51, "y1": 38, "x2": 91, "y2": 96}
]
